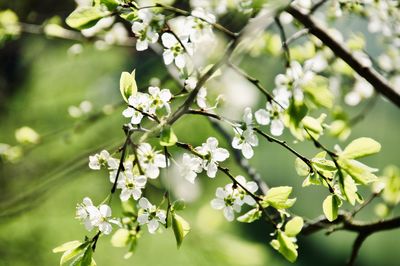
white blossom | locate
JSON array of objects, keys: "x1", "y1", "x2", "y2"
[
  {"x1": 232, "y1": 107, "x2": 258, "y2": 159},
  {"x1": 117, "y1": 172, "x2": 147, "y2": 201},
  {"x1": 76, "y1": 198, "x2": 119, "y2": 235},
  {"x1": 137, "y1": 197, "x2": 166, "y2": 233},
  {"x1": 75, "y1": 197, "x2": 95, "y2": 231},
  {"x1": 89, "y1": 150, "x2": 118, "y2": 170},
  {"x1": 255, "y1": 101, "x2": 286, "y2": 137},
  {"x1": 210, "y1": 184, "x2": 242, "y2": 221},
  {"x1": 137, "y1": 143, "x2": 167, "y2": 179},
  {"x1": 235, "y1": 175, "x2": 258, "y2": 206},
  {"x1": 131, "y1": 10, "x2": 164, "y2": 51},
  {"x1": 122, "y1": 93, "x2": 151, "y2": 124},
  {"x1": 161, "y1": 32, "x2": 193, "y2": 69},
  {"x1": 88, "y1": 204, "x2": 120, "y2": 235},
  {"x1": 187, "y1": 8, "x2": 216, "y2": 42},
  {"x1": 180, "y1": 153, "x2": 203, "y2": 183},
  {"x1": 148, "y1": 86, "x2": 172, "y2": 114},
  {"x1": 195, "y1": 137, "x2": 229, "y2": 178}
]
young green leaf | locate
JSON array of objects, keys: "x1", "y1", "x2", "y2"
[
  {"x1": 284, "y1": 216, "x2": 304, "y2": 237},
  {"x1": 59, "y1": 242, "x2": 88, "y2": 265},
  {"x1": 340, "y1": 137, "x2": 381, "y2": 159},
  {"x1": 339, "y1": 158, "x2": 378, "y2": 184},
  {"x1": 172, "y1": 199, "x2": 186, "y2": 211},
  {"x1": 80, "y1": 246, "x2": 93, "y2": 266},
  {"x1": 237, "y1": 208, "x2": 262, "y2": 223},
  {"x1": 262, "y1": 186, "x2": 296, "y2": 209},
  {"x1": 160, "y1": 126, "x2": 178, "y2": 147},
  {"x1": 119, "y1": 70, "x2": 137, "y2": 103},
  {"x1": 66, "y1": 7, "x2": 109, "y2": 30},
  {"x1": 172, "y1": 213, "x2": 190, "y2": 248},
  {"x1": 294, "y1": 158, "x2": 310, "y2": 177},
  {"x1": 322, "y1": 195, "x2": 341, "y2": 222},
  {"x1": 53, "y1": 240, "x2": 82, "y2": 253},
  {"x1": 270, "y1": 231, "x2": 298, "y2": 263}
]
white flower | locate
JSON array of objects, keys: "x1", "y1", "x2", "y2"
[
  {"x1": 180, "y1": 153, "x2": 203, "y2": 183},
  {"x1": 131, "y1": 10, "x2": 164, "y2": 51},
  {"x1": 187, "y1": 8, "x2": 216, "y2": 42},
  {"x1": 232, "y1": 108, "x2": 258, "y2": 159},
  {"x1": 161, "y1": 32, "x2": 193, "y2": 69},
  {"x1": 234, "y1": 175, "x2": 258, "y2": 206},
  {"x1": 137, "y1": 197, "x2": 166, "y2": 233},
  {"x1": 89, "y1": 150, "x2": 118, "y2": 170},
  {"x1": 76, "y1": 198, "x2": 119, "y2": 234},
  {"x1": 148, "y1": 86, "x2": 172, "y2": 113},
  {"x1": 122, "y1": 93, "x2": 151, "y2": 124},
  {"x1": 195, "y1": 137, "x2": 229, "y2": 178},
  {"x1": 117, "y1": 172, "x2": 147, "y2": 201},
  {"x1": 255, "y1": 102, "x2": 285, "y2": 136},
  {"x1": 88, "y1": 204, "x2": 120, "y2": 235},
  {"x1": 210, "y1": 184, "x2": 242, "y2": 221},
  {"x1": 75, "y1": 197, "x2": 95, "y2": 231},
  {"x1": 137, "y1": 143, "x2": 167, "y2": 179},
  {"x1": 275, "y1": 61, "x2": 315, "y2": 102},
  {"x1": 132, "y1": 21, "x2": 159, "y2": 51}
]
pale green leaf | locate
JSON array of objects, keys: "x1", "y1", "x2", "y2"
[
  {"x1": 172, "y1": 213, "x2": 190, "y2": 248},
  {"x1": 294, "y1": 158, "x2": 310, "y2": 177},
  {"x1": 322, "y1": 195, "x2": 340, "y2": 222},
  {"x1": 119, "y1": 70, "x2": 137, "y2": 103},
  {"x1": 270, "y1": 231, "x2": 298, "y2": 263},
  {"x1": 172, "y1": 199, "x2": 186, "y2": 211},
  {"x1": 237, "y1": 208, "x2": 262, "y2": 223},
  {"x1": 343, "y1": 174, "x2": 358, "y2": 205},
  {"x1": 66, "y1": 7, "x2": 109, "y2": 30},
  {"x1": 160, "y1": 126, "x2": 178, "y2": 147},
  {"x1": 263, "y1": 186, "x2": 296, "y2": 209},
  {"x1": 60, "y1": 243, "x2": 88, "y2": 265},
  {"x1": 340, "y1": 137, "x2": 381, "y2": 159},
  {"x1": 339, "y1": 158, "x2": 378, "y2": 185},
  {"x1": 285, "y1": 217, "x2": 304, "y2": 237},
  {"x1": 53, "y1": 240, "x2": 82, "y2": 253}
]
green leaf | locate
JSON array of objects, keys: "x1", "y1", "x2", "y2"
[
  {"x1": 304, "y1": 76, "x2": 334, "y2": 108},
  {"x1": 160, "y1": 126, "x2": 178, "y2": 147},
  {"x1": 111, "y1": 229, "x2": 131, "y2": 247},
  {"x1": 172, "y1": 199, "x2": 186, "y2": 211},
  {"x1": 340, "y1": 137, "x2": 381, "y2": 159},
  {"x1": 100, "y1": 0, "x2": 120, "y2": 10},
  {"x1": 60, "y1": 242, "x2": 88, "y2": 265},
  {"x1": 66, "y1": 7, "x2": 109, "y2": 30},
  {"x1": 237, "y1": 208, "x2": 262, "y2": 223},
  {"x1": 172, "y1": 213, "x2": 190, "y2": 248},
  {"x1": 53, "y1": 240, "x2": 82, "y2": 253},
  {"x1": 80, "y1": 246, "x2": 93, "y2": 266},
  {"x1": 262, "y1": 186, "x2": 296, "y2": 209},
  {"x1": 338, "y1": 158, "x2": 378, "y2": 185},
  {"x1": 294, "y1": 158, "x2": 310, "y2": 177},
  {"x1": 119, "y1": 70, "x2": 137, "y2": 103},
  {"x1": 322, "y1": 195, "x2": 341, "y2": 222},
  {"x1": 270, "y1": 231, "x2": 298, "y2": 263},
  {"x1": 284, "y1": 217, "x2": 304, "y2": 237},
  {"x1": 343, "y1": 174, "x2": 358, "y2": 205}
]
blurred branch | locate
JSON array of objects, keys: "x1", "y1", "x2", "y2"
[{"x1": 286, "y1": 6, "x2": 400, "y2": 108}]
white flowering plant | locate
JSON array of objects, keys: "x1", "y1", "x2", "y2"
[{"x1": 1, "y1": 0, "x2": 400, "y2": 265}]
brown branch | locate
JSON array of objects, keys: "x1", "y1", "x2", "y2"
[{"x1": 286, "y1": 6, "x2": 400, "y2": 108}]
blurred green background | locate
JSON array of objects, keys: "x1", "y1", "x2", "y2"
[{"x1": 1, "y1": 1, "x2": 400, "y2": 266}]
